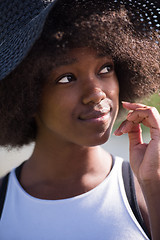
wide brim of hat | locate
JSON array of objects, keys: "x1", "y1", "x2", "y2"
[
  {"x1": 0, "y1": 0, "x2": 159, "y2": 81},
  {"x1": 0, "y1": 2, "x2": 56, "y2": 81}
]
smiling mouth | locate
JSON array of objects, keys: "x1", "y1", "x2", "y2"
[{"x1": 79, "y1": 108, "x2": 111, "y2": 121}]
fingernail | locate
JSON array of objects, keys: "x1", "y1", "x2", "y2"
[
  {"x1": 113, "y1": 129, "x2": 118, "y2": 135},
  {"x1": 122, "y1": 101, "x2": 130, "y2": 104}
]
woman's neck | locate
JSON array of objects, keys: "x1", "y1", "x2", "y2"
[{"x1": 20, "y1": 138, "x2": 112, "y2": 200}]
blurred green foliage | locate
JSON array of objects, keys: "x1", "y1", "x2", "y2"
[
  {"x1": 142, "y1": 93, "x2": 160, "y2": 112},
  {"x1": 141, "y1": 93, "x2": 160, "y2": 132}
]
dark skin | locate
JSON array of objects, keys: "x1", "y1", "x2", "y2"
[
  {"x1": 20, "y1": 48, "x2": 118, "y2": 199},
  {"x1": 2, "y1": 47, "x2": 159, "y2": 239}
]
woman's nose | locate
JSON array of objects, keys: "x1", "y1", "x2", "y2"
[{"x1": 82, "y1": 83, "x2": 106, "y2": 105}]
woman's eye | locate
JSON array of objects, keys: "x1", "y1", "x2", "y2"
[
  {"x1": 57, "y1": 74, "x2": 76, "y2": 84},
  {"x1": 99, "y1": 65, "x2": 113, "y2": 74}
]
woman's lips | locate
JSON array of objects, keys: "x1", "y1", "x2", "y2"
[{"x1": 79, "y1": 108, "x2": 111, "y2": 122}]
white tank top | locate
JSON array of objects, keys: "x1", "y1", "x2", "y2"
[{"x1": 0, "y1": 156, "x2": 149, "y2": 240}]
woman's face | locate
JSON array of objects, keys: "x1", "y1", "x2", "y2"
[{"x1": 36, "y1": 48, "x2": 119, "y2": 147}]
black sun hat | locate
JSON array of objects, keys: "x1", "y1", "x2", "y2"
[{"x1": 0, "y1": 0, "x2": 159, "y2": 81}]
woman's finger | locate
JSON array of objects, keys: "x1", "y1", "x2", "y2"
[
  {"x1": 113, "y1": 120, "x2": 128, "y2": 136},
  {"x1": 114, "y1": 119, "x2": 143, "y2": 143},
  {"x1": 122, "y1": 101, "x2": 148, "y2": 110},
  {"x1": 126, "y1": 107, "x2": 160, "y2": 129}
]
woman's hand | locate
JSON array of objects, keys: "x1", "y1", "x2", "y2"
[
  {"x1": 114, "y1": 101, "x2": 160, "y2": 239},
  {"x1": 114, "y1": 101, "x2": 160, "y2": 183}
]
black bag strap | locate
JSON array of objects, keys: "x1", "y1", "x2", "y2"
[
  {"x1": 0, "y1": 173, "x2": 9, "y2": 219},
  {"x1": 122, "y1": 160, "x2": 151, "y2": 239},
  {"x1": 0, "y1": 162, "x2": 24, "y2": 220}
]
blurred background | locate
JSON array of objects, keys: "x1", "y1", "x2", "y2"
[{"x1": 0, "y1": 93, "x2": 159, "y2": 177}]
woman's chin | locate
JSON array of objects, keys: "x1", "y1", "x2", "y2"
[{"x1": 81, "y1": 130, "x2": 111, "y2": 147}]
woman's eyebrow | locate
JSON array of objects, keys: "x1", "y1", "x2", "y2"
[
  {"x1": 54, "y1": 58, "x2": 78, "y2": 68},
  {"x1": 96, "y1": 53, "x2": 112, "y2": 60},
  {"x1": 52, "y1": 54, "x2": 112, "y2": 69}
]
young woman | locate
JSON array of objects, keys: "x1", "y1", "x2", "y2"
[{"x1": 0, "y1": 0, "x2": 160, "y2": 239}]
